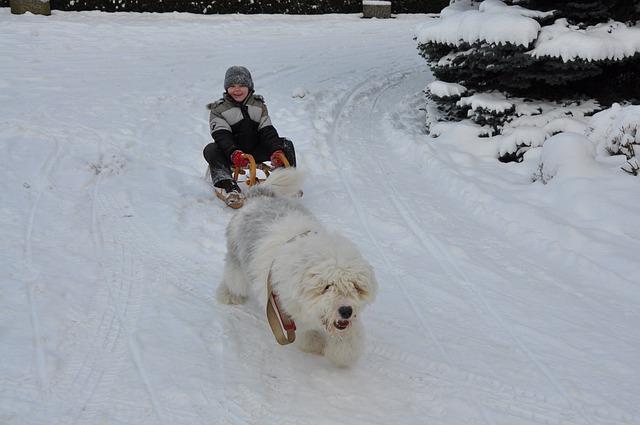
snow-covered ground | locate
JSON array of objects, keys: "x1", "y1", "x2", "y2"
[{"x1": 1, "y1": 10, "x2": 639, "y2": 425}]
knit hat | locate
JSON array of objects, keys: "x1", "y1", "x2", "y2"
[{"x1": 224, "y1": 66, "x2": 254, "y2": 91}]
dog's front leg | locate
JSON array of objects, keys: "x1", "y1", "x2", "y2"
[
  {"x1": 324, "y1": 321, "x2": 364, "y2": 367},
  {"x1": 297, "y1": 330, "x2": 326, "y2": 355}
]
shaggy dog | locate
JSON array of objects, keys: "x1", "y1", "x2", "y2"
[{"x1": 216, "y1": 168, "x2": 377, "y2": 367}]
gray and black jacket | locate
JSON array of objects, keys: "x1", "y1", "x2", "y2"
[{"x1": 207, "y1": 92, "x2": 283, "y2": 158}]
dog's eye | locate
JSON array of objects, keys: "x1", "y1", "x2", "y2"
[
  {"x1": 322, "y1": 284, "x2": 333, "y2": 294},
  {"x1": 353, "y1": 284, "x2": 368, "y2": 297}
]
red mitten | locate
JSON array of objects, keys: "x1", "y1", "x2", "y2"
[
  {"x1": 230, "y1": 150, "x2": 249, "y2": 168},
  {"x1": 270, "y1": 150, "x2": 285, "y2": 168}
]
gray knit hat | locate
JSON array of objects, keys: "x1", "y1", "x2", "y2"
[{"x1": 224, "y1": 66, "x2": 254, "y2": 91}]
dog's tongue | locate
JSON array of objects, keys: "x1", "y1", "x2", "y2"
[{"x1": 335, "y1": 320, "x2": 350, "y2": 330}]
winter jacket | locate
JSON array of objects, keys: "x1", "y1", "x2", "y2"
[{"x1": 207, "y1": 92, "x2": 283, "y2": 158}]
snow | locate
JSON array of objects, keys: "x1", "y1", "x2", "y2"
[
  {"x1": 426, "y1": 80, "x2": 467, "y2": 98},
  {"x1": 2, "y1": 8, "x2": 640, "y2": 425},
  {"x1": 362, "y1": 1, "x2": 391, "y2": 6},
  {"x1": 416, "y1": 0, "x2": 541, "y2": 47},
  {"x1": 530, "y1": 18, "x2": 640, "y2": 62},
  {"x1": 291, "y1": 86, "x2": 307, "y2": 98},
  {"x1": 479, "y1": 0, "x2": 553, "y2": 20},
  {"x1": 537, "y1": 132, "x2": 601, "y2": 182},
  {"x1": 589, "y1": 103, "x2": 640, "y2": 157},
  {"x1": 419, "y1": 0, "x2": 640, "y2": 63},
  {"x1": 457, "y1": 92, "x2": 514, "y2": 113},
  {"x1": 497, "y1": 126, "x2": 547, "y2": 157}
]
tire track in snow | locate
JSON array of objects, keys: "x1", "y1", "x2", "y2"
[
  {"x1": 93, "y1": 191, "x2": 231, "y2": 424},
  {"x1": 40, "y1": 192, "x2": 130, "y2": 424},
  {"x1": 21, "y1": 135, "x2": 64, "y2": 395},
  {"x1": 321, "y1": 68, "x2": 605, "y2": 425},
  {"x1": 100, "y1": 192, "x2": 218, "y2": 306},
  {"x1": 322, "y1": 66, "x2": 450, "y2": 362},
  {"x1": 90, "y1": 170, "x2": 169, "y2": 424},
  {"x1": 367, "y1": 341, "x2": 634, "y2": 425},
  {"x1": 29, "y1": 134, "x2": 156, "y2": 425},
  {"x1": 360, "y1": 71, "x2": 605, "y2": 425}
]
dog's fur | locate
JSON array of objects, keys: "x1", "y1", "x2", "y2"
[{"x1": 216, "y1": 168, "x2": 377, "y2": 367}]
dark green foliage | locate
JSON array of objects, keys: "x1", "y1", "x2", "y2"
[
  {"x1": 1, "y1": 0, "x2": 448, "y2": 13},
  {"x1": 512, "y1": 0, "x2": 640, "y2": 26},
  {"x1": 47, "y1": 0, "x2": 362, "y2": 14},
  {"x1": 417, "y1": 38, "x2": 607, "y2": 101}
]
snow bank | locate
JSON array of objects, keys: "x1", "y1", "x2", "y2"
[
  {"x1": 363, "y1": 1, "x2": 391, "y2": 5},
  {"x1": 498, "y1": 126, "x2": 547, "y2": 158},
  {"x1": 426, "y1": 80, "x2": 467, "y2": 98},
  {"x1": 479, "y1": 0, "x2": 553, "y2": 19},
  {"x1": 530, "y1": 19, "x2": 640, "y2": 62},
  {"x1": 537, "y1": 132, "x2": 601, "y2": 182},
  {"x1": 416, "y1": 0, "x2": 541, "y2": 47},
  {"x1": 457, "y1": 93, "x2": 514, "y2": 113},
  {"x1": 420, "y1": 1, "x2": 640, "y2": 63}
]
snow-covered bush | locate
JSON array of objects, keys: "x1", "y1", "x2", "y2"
[
  {"x1": 588, "y1": 104, "x2": 640, "y2": 175},
  {"x1": 416, "y1": 0, "x2": 640, "y2": 173},
  {"x1": 417, "y1": 0, "x2": 640, "y2": 146},
  {"x1": 533, "y1": 132, "x2": 599, "y2": 184},
  {"x1": 418, "y1": 0, "x2": 640, "y2": 99},
  {"x1": 424, "y1": 80, "x2": 469, "y2": 132},
  {"x1": 495, "y1": 98, "x2": 595, "y2": 162}
]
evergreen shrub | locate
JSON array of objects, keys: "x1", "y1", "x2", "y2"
[
  {"x1": 1, "y1": 0, "x2": 448, "y2": 13},
  {"x1": 417, "y1": 0, "x2": 640, "y2": 163}
]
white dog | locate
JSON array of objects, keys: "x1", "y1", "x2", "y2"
[{"x1": 216, "y1": 168, "x2": 377, "y2": 367}]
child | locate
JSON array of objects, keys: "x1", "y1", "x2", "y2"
[{"x1": 204, "y1": 66, "x2": 297, "y2": 208}]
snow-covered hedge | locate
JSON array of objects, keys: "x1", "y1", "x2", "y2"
[
  {"x1": 417, "y1": 0, "x2": 640, "y2": 102},
  {"x1": 0, "y1": 0, "x2": 448, "y2": 14},
  {"x1": 419, "y1": 0, "x2": 640, "y2": 174}
]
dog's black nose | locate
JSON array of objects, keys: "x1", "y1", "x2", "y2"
[{"x1": 338, "y1": 306, "x2": 353, "y2": 319}]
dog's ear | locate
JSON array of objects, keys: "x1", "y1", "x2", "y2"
[
  {"x1": 352, "y1": 282, "x2": 369, "y2": 298},
  {"x1": 357, "y1": 272, "x2": 378, "y2": 303},
  {"x1": 301, "y1": 271, "x2": 326, "y2": 297}
]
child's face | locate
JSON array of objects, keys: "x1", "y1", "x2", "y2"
[{"x1": 227, "y1": 84, "x2": 249, "y2": 102}]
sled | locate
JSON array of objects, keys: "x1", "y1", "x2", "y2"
[
  {"x1": 215, "y1": 152, "x2": 290, "y2": 209},
  {"x1": 232, "y1": 152, "x2": 290, "y2": 187}
]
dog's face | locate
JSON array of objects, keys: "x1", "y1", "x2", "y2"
[{"x1": 300, "y1": 263, "x2": 377, "y2": 335}]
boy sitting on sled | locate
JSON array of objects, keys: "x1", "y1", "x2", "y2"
[{"x1": 203, "y1": 66, "x2": 297, "y2": 208}]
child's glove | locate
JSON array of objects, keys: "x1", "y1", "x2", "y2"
[
  {"x1": 270, "y1": 150, "x2": 285, "y2": 168},
  {"x1": 230, "y1": 150, "x2": 249, "y2": 168}
]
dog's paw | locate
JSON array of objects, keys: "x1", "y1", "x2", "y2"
[
  {"x1": 297, "y1": 330, "x2": 325, "y2": 355},
  {"x1": 216, "y1": 284, "x2": 247, "y2": 305}
]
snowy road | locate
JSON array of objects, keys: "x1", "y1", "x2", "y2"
[{"x1": 1, "y1": 10, "x2": 638, "y2": 425}]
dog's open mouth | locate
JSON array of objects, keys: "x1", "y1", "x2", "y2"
[{"x1": 333, "y1": 320, "x2": 351, "y2": 331}]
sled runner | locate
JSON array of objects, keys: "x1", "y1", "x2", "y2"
[{"x1": 215, "y1": 152, "x2": 290, "y2": 209}]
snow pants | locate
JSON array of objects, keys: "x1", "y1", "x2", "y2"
[{"x1": 203, "y1": 138, "x2": 297, "y2": 187}]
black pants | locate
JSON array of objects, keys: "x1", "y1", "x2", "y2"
[{"x1": 203, "y1": 138, "x2": 297, "y2": 187}]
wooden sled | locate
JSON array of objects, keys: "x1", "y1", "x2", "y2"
[{"x1": 216, "y1": 152, "x2": 291, "y2": 209}]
